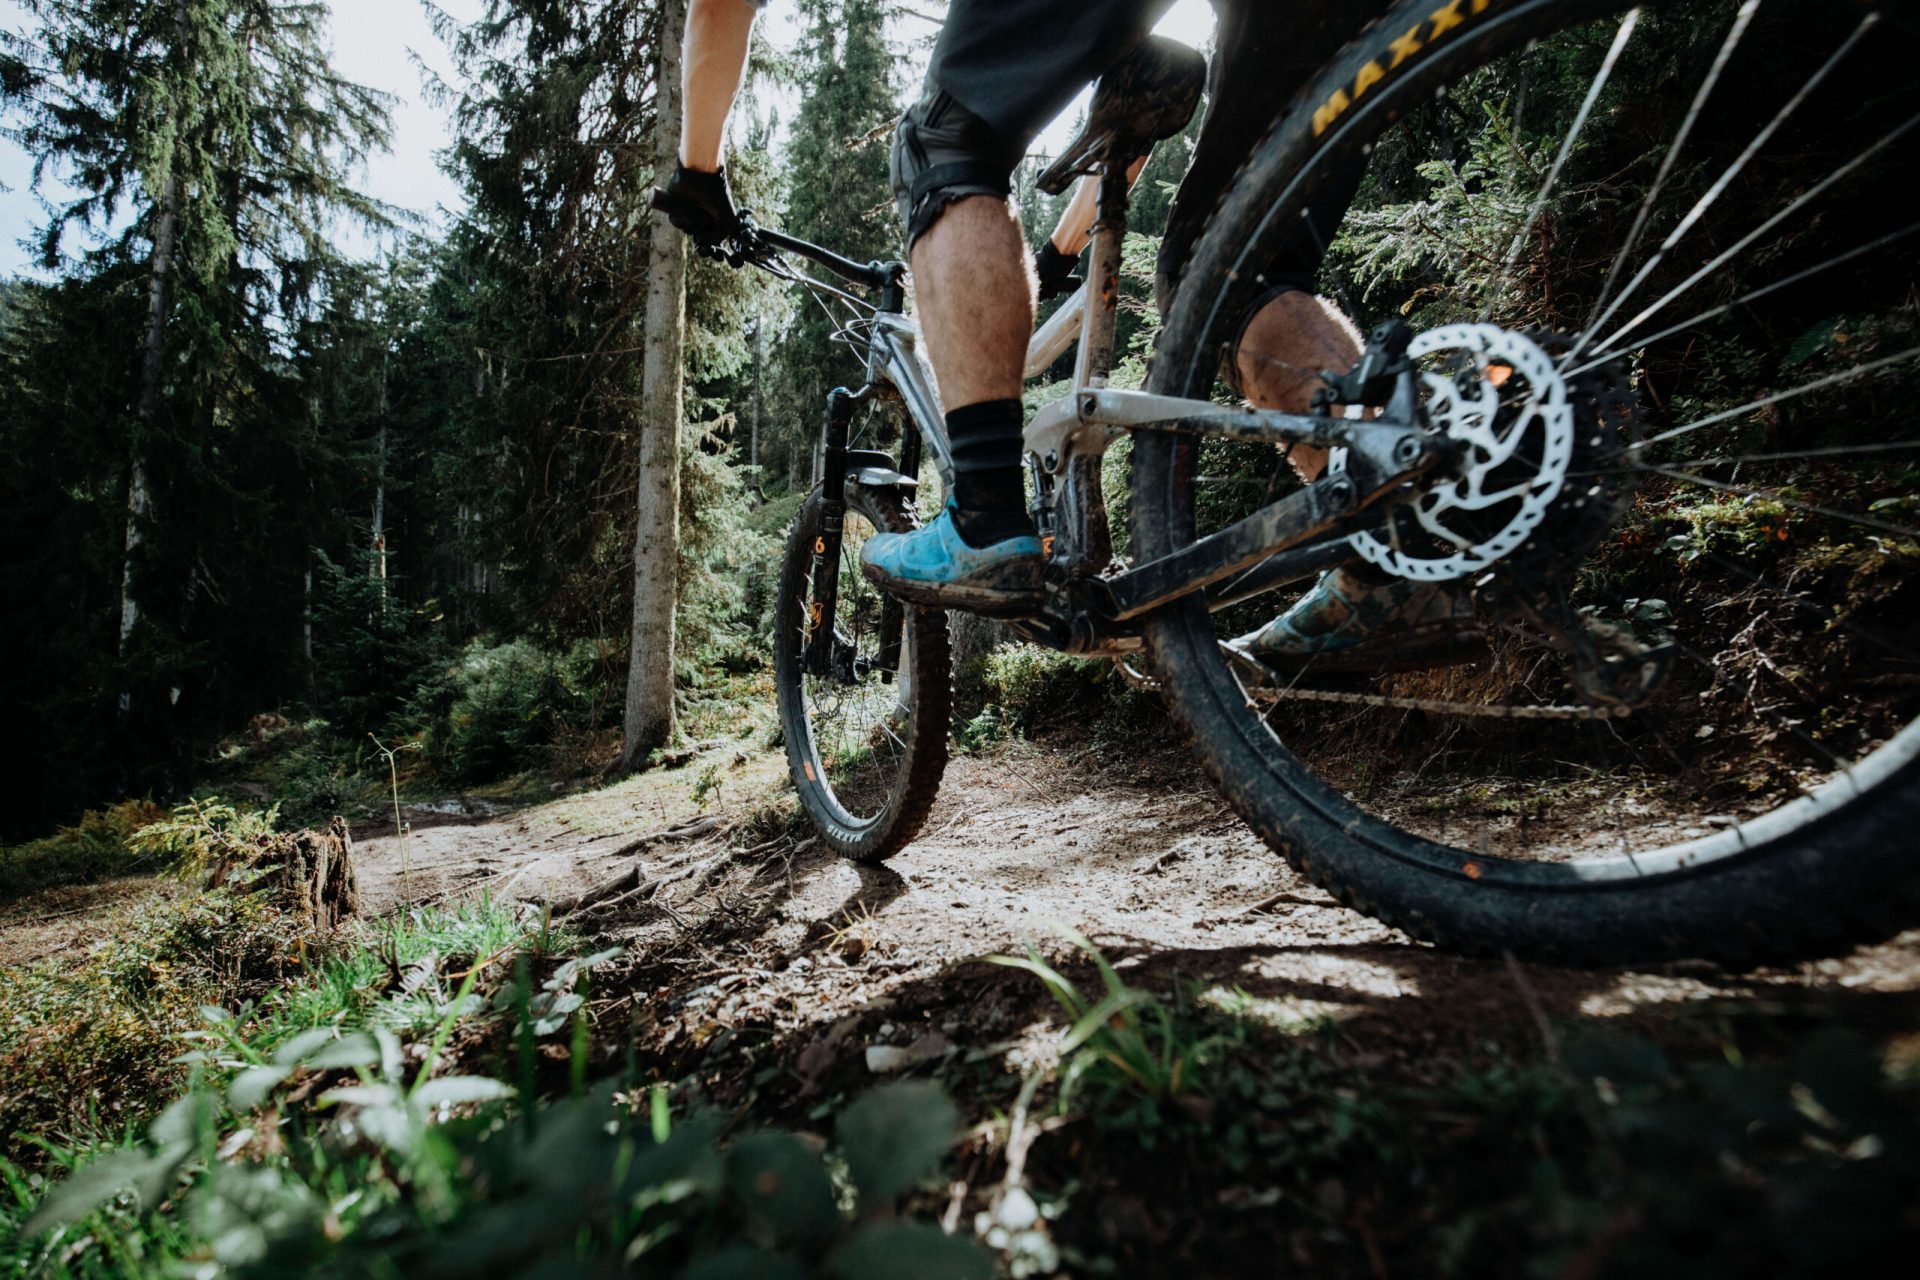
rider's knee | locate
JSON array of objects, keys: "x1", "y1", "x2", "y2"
[{"x1": 891, "y1": 88, "x2": 1024, "y2": 250}]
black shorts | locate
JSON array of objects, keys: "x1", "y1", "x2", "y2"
[{"x1": 892, "y1": 0, "x2": 1382, "y2": 299}]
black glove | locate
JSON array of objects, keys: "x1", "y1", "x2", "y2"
[
  {"x1": 1034, "y1": 240, "x2": 1084, "y2": 300},
  {"x1": 654, "y1": 164, "x2": 745, "y2": 254}
]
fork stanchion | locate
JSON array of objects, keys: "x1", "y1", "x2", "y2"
[{"x1": 805, "y1": 386, "x2": 865, "y2": 679}]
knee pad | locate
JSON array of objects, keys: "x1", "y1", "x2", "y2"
[{"x1": 890, "y1": 88, "x2": 1025, "y2": 248}]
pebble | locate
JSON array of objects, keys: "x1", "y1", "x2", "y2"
[
  {"x1": 996, "y1": 1187, "x2": 1041, "y2": 1231},
  {"x1": 865, "y1": 1045, "x2": 912, "y2": 1073}
]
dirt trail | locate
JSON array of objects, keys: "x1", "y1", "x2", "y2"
[
  {"x1": 11, "y1": 734, "x2": 1918, "y2": 1075},
  {"x1": 340, "y1": 736, "x2": 1920, "y2": 1086}
]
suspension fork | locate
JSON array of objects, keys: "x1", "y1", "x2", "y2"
[
  {"x1": 805, "y1": 385, "x2": 871, "y2": 678},
  {"x1": 873, "y1": 420, "x2": 920, "y2": 684}
]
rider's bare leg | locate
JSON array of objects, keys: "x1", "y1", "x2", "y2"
[
  {"x1": 908, "y1": 194, "x2": 1037, "y2": 548},
  {"x1": 1232, "y1": 289, "x2": 1363, "y2": 484},
  {"x1": 912, "y1": 194, "x2": 1033, "y2": 406}
]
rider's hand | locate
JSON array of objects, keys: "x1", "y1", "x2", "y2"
[
  {"x1": 654, "y1": 163, "x2": 745, "y2": 256},
  {"x1": 1034, "y1": 241, "x2": 1083, "y2": 301}
]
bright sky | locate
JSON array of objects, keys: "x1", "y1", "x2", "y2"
[{"x1": 0, "y1": 0, "x2": 1215, "y2": 278}]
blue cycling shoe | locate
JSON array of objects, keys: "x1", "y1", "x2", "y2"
[{"x1": 860, "y1": 500, "x2": 1044, "y2": 617}]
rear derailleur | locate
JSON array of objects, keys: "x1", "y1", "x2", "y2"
[{"x1": 1508, "y1": 594, "x2": 1672, "y2": 714}]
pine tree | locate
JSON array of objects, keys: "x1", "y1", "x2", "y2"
[
  {"x1": 435, "y1": 0, "x2": 667, "y2": 646},
  {"x1": 0, "y1": 0, "x2": 392, "y2": 809},
  {"x1": 439, "y1": 0, "x2": 776, "y2": 766}
]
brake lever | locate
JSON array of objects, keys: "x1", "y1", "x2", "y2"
[{"x1": 731, "y1": 211, "x2": 768, "y2": 269}]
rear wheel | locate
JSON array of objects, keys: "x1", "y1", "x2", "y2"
[
  {"x1": 774, "y1": 486, "x2": 951, "y2": 863},
  {"x1": 1135, "y1": 0, "x2": 1920, "y2": 964}
]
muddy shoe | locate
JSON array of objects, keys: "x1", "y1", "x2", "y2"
[
  {"x1": 1227, "y1": 565, "x2": 1487, "y2": 676},
  {"x1": 860, "y1": 499, "x2": 1044, "y2": 618}
]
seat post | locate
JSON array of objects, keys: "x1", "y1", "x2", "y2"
[{"x1": 1073, "y1": 162, "x2": 1131, "y2": 393}]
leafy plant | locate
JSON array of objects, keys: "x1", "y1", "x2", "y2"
[
  {"x1": 402, "y1": 639, "x2": 582, "y2": 785},
  {"x1": 991, "y1": 929, "x2": 1231, "y2": 1108},
  {"x1": 14, "y1": 1061, "x2": 987, "y2": 1280}
]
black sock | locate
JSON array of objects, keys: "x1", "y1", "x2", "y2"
[{"x1": 946, "y1": 399, "x2": 1035, "y2": 549}]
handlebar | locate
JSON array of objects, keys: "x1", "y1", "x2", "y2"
[{"x1": 649, "y1": 189, "x2": 905, "y2": 297}]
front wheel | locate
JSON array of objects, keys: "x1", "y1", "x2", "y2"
[
  {"x1": 774, "y1": 486, "x2": 951, "y2": 863},
  {"x1": 1135, "y1": 0, "x2": 1920, "y2": 965}
]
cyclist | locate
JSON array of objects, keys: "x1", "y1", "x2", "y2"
[{"x1": 658, "y1": 0, "x2": 1478, "y2": 673}]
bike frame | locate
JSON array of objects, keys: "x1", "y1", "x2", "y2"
[{"x1": 744, "y1": 163, "x2": 1453, "y2": 666}]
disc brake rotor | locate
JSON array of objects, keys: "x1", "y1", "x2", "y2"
[{"x1": 1335, "y1": 323, "x2": 1576, "y2": 582}]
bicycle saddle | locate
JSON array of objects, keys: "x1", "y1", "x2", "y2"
[{"x1": 1037, "y1": 35, "x2": 1207, "y2": 195}]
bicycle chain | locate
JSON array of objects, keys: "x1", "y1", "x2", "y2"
[
  {"x1": 1248, "y1": 681, "x2": 1629, "y2": 721},
  {"x1": 1204, "y1": 642, "x2": 1635, "y2": 720}
]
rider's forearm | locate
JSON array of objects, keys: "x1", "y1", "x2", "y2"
[
  {"x1": 1047, "y1": 155, "x2": 1150, "y2": 255},
  {"x1": 680, "y1": 0, "x2": 758, "y2": 173}
]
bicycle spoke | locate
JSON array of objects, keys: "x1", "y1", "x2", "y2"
[
  {"x1": 1569, "y1": 221, "x2": 1920, "y2": 374},
  {"x1": 1642, "y1": 344, "x2": 1920, "y2": 450},
  {"x1": 1565, "y1": 439, "x2": 1920, "y2": 482},
  {"x1": 1693, "y1": 546, "x2": 1914, "y2": 676},
  {"x1": 1572, "y1": 11, "x2": 1879, "y2": 357},
  {"x1": 1481, "y1": 8, "x2": 1643, "y2": 323},
  {"x1": 1667, "y1": 632, "x2": 1850, "y2": 781},
  {"x1": 1641, "y1": 464, "x2": 1920, "y2": 541},
  {"x1": 1580, "y1": 0, "x2": 1763, "y2": 341},
  {"x1": 1586, "y1": 109, "x2": 1919, "y2": 359}
]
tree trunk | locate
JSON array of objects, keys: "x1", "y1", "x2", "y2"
[
  {"x1": 119, "y1": 0, "x2": 188, "y2": 709},
  {"x1": 372, "y1": 345, "x2": 390, "y2": 606},
  {"x1": 620, "y1": 0, "x2": 689, "y2": 771},
  {"x1": 122, "y1": 177, "x2": 176, "y2": 659},
  {"x1": 750, "y1": 320, "x2": 764, "y2": 499}
]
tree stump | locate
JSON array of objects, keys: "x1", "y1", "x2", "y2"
[{"x1": 211, "y1": 817, "x2": 361, "y2": 929}]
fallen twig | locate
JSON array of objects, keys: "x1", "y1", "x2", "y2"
[
  {"x1": 1136, "y1": 841, "x2": 1192, "y2": 875},
  {"x1": 1239, "y1": 890, "x2": 1336, "y2": 916}
]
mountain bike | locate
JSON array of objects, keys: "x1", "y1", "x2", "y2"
[{"x1": 698, "y1": 0, "x2": 1918, "y2": 966}]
